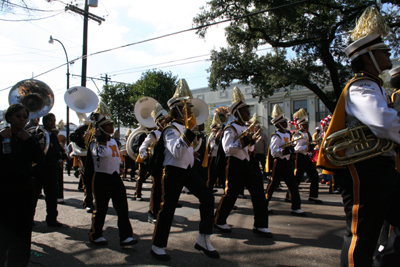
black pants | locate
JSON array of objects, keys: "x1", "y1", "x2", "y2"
[
  {"x1": 265, "y1": 158, "x2": 301, "y2": 210},
  {"x1": 57, "y1": 165, "x2": 64, "y2": 199},
  {"x1": 215, "y1": 156, "x2": 269, "y2": 228},
  {"x1": 0, "y1": 182, "x2": 35, "y2": 267},
  {"x1": 295, "y1": 153, "x2": 319, "y2": 198},
  {"x1": 81, "y1": 156, "x2": 93, "y2": 208},
  {"x1": 255, "y1": 153, "x2": 267, "y2": 174},
  {"x1": 34, "y1": 165, "x2": 58, "y2": 222},
  {"x1": 89, "y1": 171, "x2": 133, "y2": 241},
  {"x1": 135, "y1": 163, "x2": 150, "y2": 198},
  {"x1": 206, "y1": 156, "x2": 218, "y2": 190},
  {"x1": 149, "y1": 170, "x2": 162, "y2": 217},
  {"x1": 152, "y1": 165, "x2": 214, "y2": 248},
  {"x1": 338, "y1": 157, "x2": 400, "y2": 267}
]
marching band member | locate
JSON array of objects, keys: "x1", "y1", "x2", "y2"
[
  {"x1": 0, "y1": 104, "x2": 44, "y2": 267},
  {"x1": 318, "y1": 7, "x2": 400, "y2": 266},
  {"x1": 87, "y1": 103, "x2": 137, "y2": 247},
  {"x1": 203, "y1": 113, "x2": 223, "y2": 191},
  {"x1": 265, "y1": 105, "x2": 304, "y2": 215},
  {"x1": 138, "y1": 103, "x2": 167, "y2": 223},
  {"x1": 214, "y1": 87, "x2": 271, "y2": 237},
  {"x1": 292, "y1": 108, "x2": 323, "y2": 204},
  {"x1": 150, "y1": 79, "x2": 218, "y2": 261},
  {"x1": 133, "y1": 126, "x2": 155, "y2": 201},
  {"x1": 33, "y1": 113, "x2": 65, "y2": 227},
  {"x1": 69, "y1": 121, "x2": 93, "y2": 211}
]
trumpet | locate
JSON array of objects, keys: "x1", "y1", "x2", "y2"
[
  {"x1": 234, "y1": 119, "x2": 259, "y2": 142},
  {"x1": 280, "y1": 133, "x2": 305, "y2": 148}
]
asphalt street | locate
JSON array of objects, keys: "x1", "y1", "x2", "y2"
[{"x1": 28, "y1": 172, "x2": 344, "y2": 267}]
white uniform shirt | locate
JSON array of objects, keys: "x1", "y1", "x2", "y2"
[
  {"x1": 294, "y1": 130, "x2": 310, "y2": 155},
  {"x1": 90, "y1": 138, "x2": 121, "y2": 175},
  {"x1": 345, "y1": 78, "x2": 400, "y2": 157},
  {"x1": 270, "y1": 131, "x2": 291, "y2": 160},
  {"x1": 139, "y1": 129, "x2": 161, "y2": 159},
  {"x1": 163, "y1": 121, "x2": 194, "y2": 169},
  {"x1": 222, "y1": 122, "x2": 250, "y2": 161}
]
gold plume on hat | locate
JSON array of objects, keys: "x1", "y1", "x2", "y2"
[
  {"x1": 151, "y1": 103, "x2": 164, "y2": 118},
  {"x1": 271, "y1": 104, "x2": 285, "y2": 119},
  {"x1": 211, "y1": 113, "x2": 222, "y2": 128},
  {"x1": 126, "y1": 129, "x2": 132, "y2": 136},
  {"x1": 172, "y1": 79, "x2": 193, "y2": 99},
  {"x1": 56, "y1": 120, "x2": 65, "y2": 130},
  {"x1": 351, "y1": 6, "x2": 390, "y2": 41},
  {"x1": 232, "y1": 86, "x2": 245, "y2": 103},
  {"x1": 293, "y1": 108, "x2": 308, "y2": 119},
  {"x1": 95, "y1": 102, "x2": 112, "y2": 119},
  {"x1": 249, "y1": 113, "x2": 260, "y2": 124}
]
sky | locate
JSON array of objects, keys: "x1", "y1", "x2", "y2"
[{"x1": 0, "y1": 0, "x2": 231, "y2": 125}]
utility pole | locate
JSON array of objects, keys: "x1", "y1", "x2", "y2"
[{"x1": 65, "y1": 1, "x2": 105, "y2": 87}]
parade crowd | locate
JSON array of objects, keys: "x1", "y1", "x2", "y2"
[{"x1": 2, "y1": 6, "x2": 400, "y2": 267}]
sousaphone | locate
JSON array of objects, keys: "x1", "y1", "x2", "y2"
[
  {"x1": 9, "y1": 79, "x2": 54, "y2": 154},
  {"x1": 64, "y1": 86, "x2": 99, "y2": 156},
  {"x1": 190, "y1": 98, "x2": 209, "y2": 151},
  {"x1": 126, "y1": 97, "x2": 157, "y2": 160}
]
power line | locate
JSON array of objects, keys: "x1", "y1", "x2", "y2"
[
  {"x1": 0, "y1": 11, "x2": 64, "y2": 21},
  {"x1": 3, "y1": 2, "x2": 64, "y2": 12},
  {"x1": 0, "y1": 0, "x2": 305, "y2": 91}
]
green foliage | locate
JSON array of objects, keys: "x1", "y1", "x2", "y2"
[
  {"x1": 99, "y1": 69, "x2": 178, "y2": 127},
  {"x1": 193, "y1": 0, "x2": 400, "y2": 112}
]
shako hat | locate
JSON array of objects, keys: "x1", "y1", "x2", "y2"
[
  {"x1": 344, "y1": 6, "x2": 391, "y2": 71},
  {"x1": 271, "y1": 104, "x2": 288, "y2": 125},
  {"x1": 293, "y1": 108, "x2": 308, "y2": 125},
  {"x1": 167, "y1": 79, "x2": 193, "y2": 109},
  {"x1": 151, "y1": 103, "x2": 167, "y2": 123},
  {"x1": 210, "y1": 113, "x2": 222, "y2": 129},
  {"x1": 228, "y1": 87, "x2": 248, "y2": 115},
  {"x1": 93, "y1": 102, "x2": 113, "y2": 126}
]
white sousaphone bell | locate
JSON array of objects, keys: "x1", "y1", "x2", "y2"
[
  {"x1": 126, "y1": 97, "x2": 158, "y2": 160},
  {"x1": 191, "y1": 98, "x2": 209, "y2": 126},
  {"x1": 64, "y1": 86, "x2": 99, "y2": 156}
]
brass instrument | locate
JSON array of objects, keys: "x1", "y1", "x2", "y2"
[
  {"x1": 323, "y1": 124, "x2": 396, "y2": 166},
  {"x1": 280, "y1": 133, "x2": 305, "y2": 149},
  {"x1": 306, "y1": 135, "x2": 322, "y2": 146},
  {"x1": 64, "y1": 86, "x2": 99, "y2": 156},
  {"x1": 175, "y1": 96, "x2": 191, "y2": 128},
  {"x1": 126, "y1": 97, "x2": 158, "y2": 160},
  {"x1": 234, "y1": 116, "x2": 261, "y2": 142},
  {"x1": 9, "y1": 79, "x2": 54, "y2": 154}
]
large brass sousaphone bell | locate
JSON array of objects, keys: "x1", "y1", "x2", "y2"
[
  {"x1": 126, "y1": 97, "x2": 158, "y2": 160},
  {"x1": 9, "y1": 79, "x2": 54, "y2": 154}
]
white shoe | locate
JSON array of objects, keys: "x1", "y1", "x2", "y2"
[
  {"x1": 195, "y1": 234, "x2": 219, "y2": 258},
  {"x1": 151, "y1": 245, "x2": 167, "y2": 255},
  {"x1": 291, "y1": 209, "x2": 305, "y2": 215},
  {"x1": 91, "y1": 236, "x2": 108, "y2": 245},
  {"x1": 215, "y1": 223, "x2": 231, "y2": 230},
  {"x1": 253, "y1": 227, "x2": 273, "y2": 238}
]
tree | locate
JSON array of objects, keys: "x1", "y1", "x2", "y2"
[
  {"x1": 193, "y1": 0, "x2": 400, "y2": 112},
  {"x1": 99, "y1": 69, "x2": 178, "y2": 127}
]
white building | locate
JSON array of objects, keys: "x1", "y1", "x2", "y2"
[{"x1": 192, "y1": 83, "x2": 331, "y2": 137}]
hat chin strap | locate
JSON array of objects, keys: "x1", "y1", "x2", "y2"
[
  {"x1": 368, "y1": 50, "x2": 382, "y2": 75},
  {"x1": 235, "y1": 110, "x2": 245, "y2": 123},
  {"x1": 99, "y1": 126, "x2": 112, "y2": 137}
]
